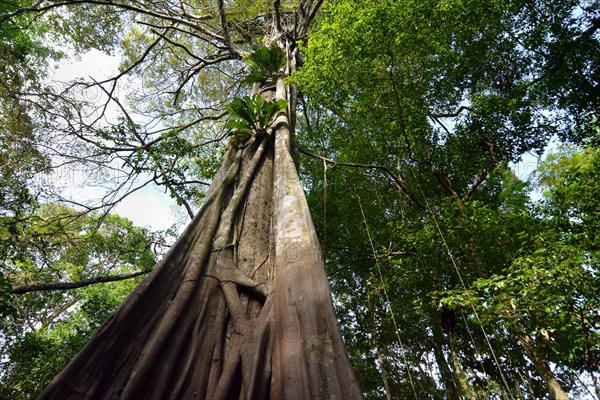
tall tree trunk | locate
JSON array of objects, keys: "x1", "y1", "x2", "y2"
[
  {"x1": 442, "y1": 308, "x2": 478, "y2": 400},
  {"x1": 38, "y1": 50, "x2": 362, "y2": 399}
]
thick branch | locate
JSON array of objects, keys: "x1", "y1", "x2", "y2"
[
  {"x1": 429, "y1": 165, "x2": 461, "y2": 200},
  {"x1": 0, "y1": 0, "x2": 46, "y2": 20},
  {"x1": 461, "y1": 169, "x2": 489, "y2": 203},
  {"x1": 295, "y1": 0, "x2": 324, "y2": 39},
  {"x1": 306, "y1": 0, "x2": 325, "y2": 27},
  {"x1": 217, "y1": 0, "x2": 237, "y2": 55},
  {"x1": 273, "y1": 0, "x2": 283, "y2": 33},
  {"x1": 11, "y1": 270, "x2": 148, "y2": 294},
  {"x1": 461, "y1": 141, "x2": 503, "y2": 202}
]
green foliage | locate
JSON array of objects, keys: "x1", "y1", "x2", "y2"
[
  {"x1": 538, "y1": 144, "x2": 600, "y2": 249},
  {"x1": 0, "y1": 0, "x2": 62, "y2": 81},
  {"x1": 0, "y1": 326, "x2": 94, "y2": 399},
  {"x1": 296, "y1": 0, "x2": 599, "y2": 396},
  {"x1": 45, "y1": 4, "x2": 125, "y2": 54},
  {"x1": 243, "y1": 42, "x2": 286, "y2": 83},
  {"x1": 297, "y1": 0, "x2": 599, "y2": 162},
  {"x1": 434, "y1": 143, "x2": 600, "y2": 393},
  {"x1": 0, "y1": 204, "x2": 162, "y2": 398},
  {"x1": 0, "y1": 0, "x2": 57, "y2": 227},
  {"x1": 0, "y1": 271, "x2": 15, "y2": 316}
]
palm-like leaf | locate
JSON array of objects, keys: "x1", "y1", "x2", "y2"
[{"x1": 226, "y1": 95, "x2": 288, "y2": 136}]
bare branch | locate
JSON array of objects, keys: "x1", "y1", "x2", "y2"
[
  {"x1": 299, "y1": 148, "x2": 428, "y2": 215},
  {"x1": 217, "y1": 0, "x2": 245, "y2": 56},
  {"x1": 461, "y1": 141, "x2": 504, "y2": 202},
  {"x1": 91, "y1": 78, "x2": 197, "y2": 218},
  {"x1": 171, "y1": 53, "x2": 236, "y2": 104},
  {"x1": 307, "y1": 0, "x2": 325, "y2": 26},
  {"x1": 461, "y1": 168, "x2": 489, "y2": 203},
  {"x1": 2, "y1": 1, "x2": 223, "y2": 42},
  {"x1": 11, "y1": 270, "x2": 149, "y2": 294},
  {"x1": 430, "y1": 105, "x2": 472, "y2": 118},
  {"x1": 148, "y1": 27, "x2": 205, "y2": 61},
  {"x1": 429, "y1": 164, "x2": 460, "y2": 200}
]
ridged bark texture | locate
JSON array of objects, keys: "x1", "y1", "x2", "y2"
[{"x1": 38, "y1": 77, "x2": 362, "y2": 400}]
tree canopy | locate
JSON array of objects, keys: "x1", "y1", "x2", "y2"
[{"x1": 0, "y1": 0, "x2": 599, "y2": 398}]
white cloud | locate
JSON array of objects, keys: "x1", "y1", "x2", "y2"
[
  {"x1": 113, "y1": 188, "x2": 177, "y2": 231},
  {"x1": 50, "y1": 49, "x2": 118, "y2": 82}
]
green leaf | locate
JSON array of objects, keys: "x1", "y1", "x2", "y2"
[
  {"x1": 225, "y1": 120, "x2": 254, "y2": 134},
  {"x1": 261, "y1": 99, "x2": 288, "y2": 127},
  {"x1": 226, "y1": 95, "x2": 287, "y2": 136},
  {"x1": 243, "y1": 42, "x2": 285, "y2": 83}
]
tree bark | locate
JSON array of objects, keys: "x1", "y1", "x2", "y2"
[
  {"x1": 448, "y1": 332, "x2": 477, "y2": 400},
  {"x1": 38, "y1": 49, "x2": 362, "y2": 399}
]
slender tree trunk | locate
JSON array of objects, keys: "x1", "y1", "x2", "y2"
[
  {"x1": 432, "y1": 317, "x2": 461, "y2": 400},
  {"x1": 447, "y1": 331, "x2": 478, "y2": 400},
  {"x1": 517, "y1": 332, "x2": 570, "y2": 400},
  {"x1": 375, "y1": 350, "x2": 393, "y2": 400},
  {"x1": 38, "y1": 47, "x2": 362, "y2": 400},
  {"x1": 442, "y1": 309, "x2": 478, "y2": 400}
]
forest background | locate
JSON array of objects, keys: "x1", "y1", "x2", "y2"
[{"x1": 0, "y1": 0, "x2": 599, "y2": 399}]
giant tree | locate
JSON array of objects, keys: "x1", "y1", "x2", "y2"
[
  {"x1": 3, "y1": 0, "x2": 599, "y2": 398},
  {"x1": 3, "y1": 1, "x2": 363, "y2": 399}
]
